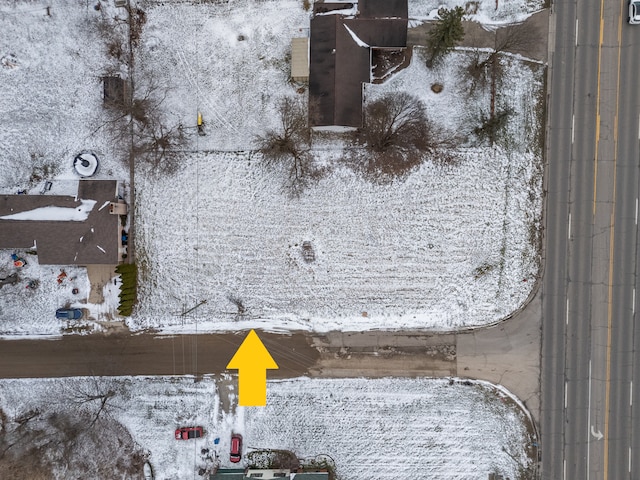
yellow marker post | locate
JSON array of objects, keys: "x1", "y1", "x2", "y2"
[{"x1": 227, "y1": 330, "x2": 279, "y2": 406}]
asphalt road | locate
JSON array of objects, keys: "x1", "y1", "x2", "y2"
[
  {"x1": 542, "y1": 0, "x2": 640, "y2": 478},
  {"x1": 0, "y1": 332, "x2": 318, "y2": 379}
]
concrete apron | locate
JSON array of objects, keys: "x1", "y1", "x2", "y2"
[{"x1": 310, "y1": 290, "x2": 541, "y2": 425}]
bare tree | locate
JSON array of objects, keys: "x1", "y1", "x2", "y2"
[
  {"x1": 98, "y1": 74, "x2": 186, "y2": 174},
  {"x1": 256, "y1": 97, "x2": 316, "y2": 195},
  {"x1": 133, "y1": 113, "x2": 186, "y2": 173},
  {"x1": 362, "y1": 92, "x2": 432, "y2": 153},
  {"x1": 62, "y1": 377, "x2": 125, "y2": 428},
  {"x1": 0, "y1": 408, "x2": 144, "y2": 479},
  {"x1": 257, "y1": 97, "x2": 309, "y2": 162},
  {"x1": 467, "y1": 21, "x2": 538, "y2": 89},
  {"x1": 359, "y1": 92, "x2": 458, "y2": 177}
]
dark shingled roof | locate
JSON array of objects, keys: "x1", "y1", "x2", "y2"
[
  {"x1": 309, "y1": 0, "x2": 408, "y2": 128},
  {"x1": 0, "y1": 180, "x2": 121, "y2": 265},
  {"x1": 344, "y1": 18, "x2": 408, "y2": 47},
  {"x1": 359, "y1": 0, "x2": 408, "y2": 19},
  {"x1": 309, "y1": 14, "x2": 339, "y2": 127}
]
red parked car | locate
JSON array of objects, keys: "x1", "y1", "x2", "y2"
[
  {"x1": 230, "y1": 433, "x2": 243, "y2": 462},
  {"x1": 175, "y1": 426, "x2": 204, "y2": 440}
]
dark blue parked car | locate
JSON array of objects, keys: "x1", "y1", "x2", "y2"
[{"x1": 55, "y1": 308, "x2": 83, "y2": 320}]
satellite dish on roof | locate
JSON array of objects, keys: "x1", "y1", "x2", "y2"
[{"x1": 73, "y1": 152, "x2": 99, "y2": 177}]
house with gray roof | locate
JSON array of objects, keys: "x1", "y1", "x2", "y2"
[
  {"x1": 0, "y1": 180, "x2": 126, "y2": 266},
  {"x1": 308, "y1": 0, "x2": 408, "y2": 130}
]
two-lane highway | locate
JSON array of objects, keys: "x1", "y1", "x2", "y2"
[{"x1": 542, "y1": 0, "x2": 640, "y2": 478}]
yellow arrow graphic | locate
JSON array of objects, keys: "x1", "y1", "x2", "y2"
[{"x1": 227, "y1": 330, "x2": 279, "y2": 406}]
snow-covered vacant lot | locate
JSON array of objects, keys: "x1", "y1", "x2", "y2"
[
  {"x1": 132, "y1": 0, "x2": 545, "y2": 332},
  {"x1": 0, "y1": 376, "x2": 536, "y2": 479}
]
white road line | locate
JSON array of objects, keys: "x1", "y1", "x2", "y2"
[
  {"x1": 636, "y1": 198, "x2": 638, "y2": 225},
  {"x1": 638, "y1": 114, "x2": 640, "y2": 139},
  {"x1": 634, "y1": 289, "x2": 636, "y2": 315},
  {"x1": 564, "y1": 458, "x2": 567, "y2": 480},
  {"x1": 564, "y1": 382, "x2": 568, "y2": 408},
  {"x1": 630, "y1": 447, "x2": 632, "y2": 472},
  {"x1": 566, "y1": 298, "x2": 570, "y2": 325},
  {"x1": 568, "y1": 212, "x2": 572, "y2": 239},
  {"x1": 631, "y1": 382, "x2": 633, "y2": 406},
  {"x1": 587, "y1": 360, "x2": 592, "y2": 479},
  {"x1": 572, "y1": 114, "x2": 575, "y2": 144},
  {"x1": 575, "y1": 18, "x2": 579, "y2": 46}
]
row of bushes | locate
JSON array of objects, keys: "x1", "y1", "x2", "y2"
[{"x1": 116, "y1": 263, "x2": 137, "y2": 317}]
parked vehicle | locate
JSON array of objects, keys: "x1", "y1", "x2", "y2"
[
  {"x1": 55, "y1": 308, "x2": 83, "y2": 320},
  {"x1": 230, "y1": 433, "x2": 243, "y2": 463},
  {"x1": 630, "y1": 0, "x2": 640, "y2": 23},
  {"x1": 175, "y1": 426, "x2": 204, "y2": 440}
]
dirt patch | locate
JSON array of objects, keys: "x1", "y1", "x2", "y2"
[{"x1": 310, "y1": 332, "x2": 457, "y2": 377}]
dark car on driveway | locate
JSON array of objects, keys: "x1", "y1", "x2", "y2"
[
  {"x1": 55, "y1": 308, "x2": 83, "y2": 320},
  {"x1": 175, "y1": 426, "x2": 204, "y2": 440},
  {"x1": 230, "y1": 433, "x2": 242, "y2": 463}
]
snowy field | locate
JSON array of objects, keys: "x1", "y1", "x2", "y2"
[
  {"x1": 0, "y1": 0, "x2": 129, "y2": 190},
  {"x1": 408, "y1": 0, "x2": 545, "y2": 25},
  {"x1": 133, "y1": 11, "x2": 544, "y2": 332},
  {"x1": 0, "y1": 0, "x2": 545, "y2": 335},
  {"x1": 0, "y1": 376, "x2": 536, "y2": 479}
]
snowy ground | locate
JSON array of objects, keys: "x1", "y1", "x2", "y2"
[
  {"x1": 1, "y1": 0, "x2": 544, "y2": 335},
  {"x1": 132, "y1": 11, "x2": 544, "y2": 332},
  {"x1": 0, "y1": 0, "x2": 129, "y2": 190},
  {"x1": 0, "y1": 376, "x2": 536, "y2": 479},
  {"x1": 408, "y1": 0, "x2": 545, "y2": 25}
]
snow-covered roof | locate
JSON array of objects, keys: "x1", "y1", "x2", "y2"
[{"x1": 0, "y1": 180, "x2": 121, "y2": 265}]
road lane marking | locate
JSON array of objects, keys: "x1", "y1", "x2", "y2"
[
  {"x1": 630, "y1": 447, "x2": 632, "y2": 472},
  {"x1": 566, "y1": 298, "x2": 569, "y2": 325},
  {"x1": 587, "y1": 359, "x2": 592, "y2": 478},
  {"x1": 565, "y1": 381, "x2": 568, "y2": 408},
  {"x1": 604, "y1": 213, "x2": 615, "y2": 478},
  {"x1": 638, "y1": 113, "x2": 640, "y2": 139},
  {"x1": 563, "y1": 458, "x2": 566, "y2": 480},
  {"x1": 593, "y1": 4, "x2": 606, "y2": 216},
  {"x1": 634, "y1": 289, "x2": 636, "y2": 315},
  {"x1": 594, "y1": 114, "x2": 599, "y2": 216},
  {"x1": 575, "y1": 18, "x2": 579, "y2": 46},
  {"x1": 572, "y1": 114, "x2": 575, "y2": 144},
  {"x1": 604, "y1": 8, "x2": 624, "y2": 478},
  {"x1": 631, "y1": 382, "x2": 633, "y2": 406},
  {"x1": 636, "y1": 198, "x2": 638, "y2": 224},
  {"x1": 568, "y1": 212, "x2": 571, "y2": 239}
]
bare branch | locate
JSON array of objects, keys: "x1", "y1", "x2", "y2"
[{"x1": 255, "y1": 97, "x2": 321, "y2": 196}]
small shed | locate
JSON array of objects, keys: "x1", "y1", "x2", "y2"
[
  {"x1": 102, "y1": 76, "x2": 127, "y2": 106},
  {"x1": 291, "y1": 37, "x2": 309, "y2": 82}
]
